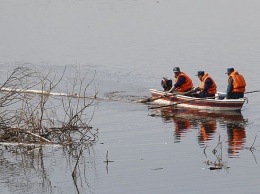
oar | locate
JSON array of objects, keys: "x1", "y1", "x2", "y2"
[
  {"x1": 218, "y1": 90, "x2": 260, "y2": 95},
  {"x1": 148, "y1": 104, "x2": 176, "y2": 109},
  {"x1": 148, "y1": 96, "x2": 215, "y2": 109},
  {"x1": 137, "y1": 95, "x2": 166, "y2": 103},
  {"x1": 245, "y1": 90, "x2": 260, "y2": 94},
  {"x1": 138, "y1": 90, "x2": 192, "y2": 103}
]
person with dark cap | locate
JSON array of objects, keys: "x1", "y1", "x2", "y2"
[
  {"x1": 225, "y1": 68, "x2": 246, "y2": 99},
  {"x1": 167, "y1": 67, "x2": 193, "y2": 94},
  {"x1": 193, "y1": 71, "x2": 217, "y2": 98}
]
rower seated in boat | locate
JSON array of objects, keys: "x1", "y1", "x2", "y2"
[
  {"x1": 164, "y1": 67, "x2": 193, "y2": 95},
  {"x1": 192, "y1": 71, "x2": 217, "y2": 98},
  {"x1": 218, "y1": 68, "x2": 246, "y2": 99}
]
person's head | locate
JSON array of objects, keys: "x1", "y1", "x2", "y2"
[
  {"x1": 225, "y1": 68, "x2": 234, "y2": 75},
  {"x1": 173, "y1": 67, "x2": 181, "y2": 78},
  {"x1": 196, "y1": 71, "x2": 205, "y2": 81}
]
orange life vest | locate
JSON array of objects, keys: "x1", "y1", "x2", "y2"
[
  {"x1": 200, "y1": 73, "x2": 217, "y2": 95},
  {"x1": 175, "y1": 72, "x2": 193, "y2": 92},
  {"x1": 228, "y1": 71, "x2": 246, "y2": 93}
]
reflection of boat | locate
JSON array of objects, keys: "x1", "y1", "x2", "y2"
[
  {"x1": 157, "y1": 107, "x2": 245, "y2": 122},
  {"x1": 151, "y1": 107, "x2": 247, "y2": 157},
  {"x1": 150, "y1": 89, "x2": 246, "y2": 111}
]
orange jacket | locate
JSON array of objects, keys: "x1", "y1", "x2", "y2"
[
  {"x1": 175, "y1": 72, "x2": 193, "y2": 92},
  {"x1": 228, "y1": 71, "x2": 246, "y2": 93},
  {"x1": 200, "y1": 73, "x2": 217, "y2": 94}
]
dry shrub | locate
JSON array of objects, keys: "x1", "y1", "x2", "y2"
[{"x1": 0, "y1": 65, "x2": 98, "y2": 145}]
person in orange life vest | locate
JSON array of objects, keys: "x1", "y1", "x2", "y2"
[
  {"x1": 193, "y1": 71, "x2": 217, "y2": 98},
  {"x1": 167, "y1": 67, "x2": 193, "y2": 93},
  {"x1": 225, "y1": 68, "x2": 246, "y2": 99}
]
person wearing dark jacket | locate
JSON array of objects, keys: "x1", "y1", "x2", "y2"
[
  {"x1": 225, "y1": 68, "x2": 246, "y2": 99},
  {"x1": 193, "y1": 71, "x2": 217, "y2": 98},
  {"x1": 167, "y1": 67, "x2": 193, "y2": 93}
]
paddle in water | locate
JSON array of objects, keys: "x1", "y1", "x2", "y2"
[
  {"x1": 137, "y1": 89, "x2": 193, "y2": 103},
  {"x1": 137, "y1": 94, "x2": 167, "y2": 103}
]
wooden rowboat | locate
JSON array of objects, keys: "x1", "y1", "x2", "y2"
[{"x1": 149, "y1": 89, "x2": 247, "y2": 111}]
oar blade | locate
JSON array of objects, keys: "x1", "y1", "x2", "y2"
[{"x1": 137, "y1": 95, "x2": 165, "y2": 103}]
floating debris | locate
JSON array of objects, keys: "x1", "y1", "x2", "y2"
[{"x1": 151, "y1": 168, "x2": 164, "y2": 171}]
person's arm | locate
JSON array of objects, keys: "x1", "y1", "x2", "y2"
[
  {"x1": 168, "y1": 86, "x2": 175, "y2": 93},
  {"x1": 226, "y1": 78, "x2": 233, "y2": 99},
  {"x1": 174, "y1": 76, "x2": 186, "y2": 88},
  {"x1": 168, "y1": 76, "x2": 186, "y2": 93},
  {"x1": 203, "y1": 78, "x2": 213, "y2": 92}
]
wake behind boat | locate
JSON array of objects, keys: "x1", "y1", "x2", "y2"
[{"x1": 149, "y1": 89, "x2": 247, "y2": 111}]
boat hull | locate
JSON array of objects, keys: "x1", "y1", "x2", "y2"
[{"x1": 150, "y1": 89, "x2": 246, "y2": 111}]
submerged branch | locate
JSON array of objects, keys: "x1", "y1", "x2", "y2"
[
  {"x1": 0, "y1": 65, "x2": 98, "y2": 146},
  {"x1": 19, "y1": 130, "x2": 52, "y2": 143}
]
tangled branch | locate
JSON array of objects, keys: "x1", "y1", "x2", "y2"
[{"x1": 0, "y1": 65, "x2": 98, "y2": 146}]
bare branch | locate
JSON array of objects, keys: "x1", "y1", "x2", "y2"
[{"x1": 0, "y1": 65, "x2": 98, "y2": 146}]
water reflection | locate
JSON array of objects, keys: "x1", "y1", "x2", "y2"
[
  {"x1": 0, "y1": 143, "x2": 97, "y2": 194},
  {"x1": 172, "y1": 115, "x2": 192, "y2": 143},
  {"x1": 227, "y1": 122, "x2": 246, "y2": 158},
  {"x1": 150, "y1": 107, "x2": 247, "y2": 158},
  {"x1": 198, "y1": 120, "x2": 217, "y2": 144}
]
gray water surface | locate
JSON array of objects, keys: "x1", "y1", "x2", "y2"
[{"x1": 1, "y1": 1, "x2": 260, "y2": 193}]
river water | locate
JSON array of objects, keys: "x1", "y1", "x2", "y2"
[{"x1": 1, "y1": 0, "x2": 260, "y2": 193}]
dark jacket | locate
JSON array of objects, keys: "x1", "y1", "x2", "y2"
[{"x1": 226, "y1": 78, "x2": 244, "y2": 99}]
